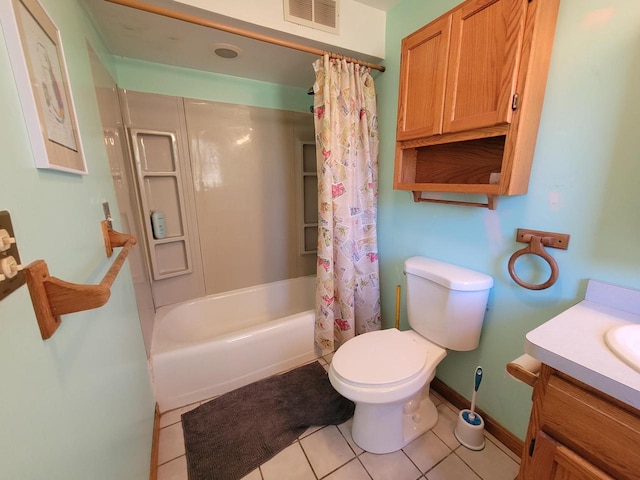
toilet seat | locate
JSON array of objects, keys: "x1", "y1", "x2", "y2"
[
  {"x1": 328, "y1": 329, "x2": 447, "y2": 405},
  {"x1": 331, "y1": 329, "x2": 426, "y2": 387}
]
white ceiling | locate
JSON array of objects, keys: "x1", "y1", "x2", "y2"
[{"x1": 81, "y1": 0, "x2": 400, "y2": 89}]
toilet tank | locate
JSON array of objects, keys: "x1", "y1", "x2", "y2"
[{"x1": 404, "y1": 257, "x2": 493, "y2": 351}]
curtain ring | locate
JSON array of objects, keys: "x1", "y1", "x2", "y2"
[{"x1": 508, "y1": 236, "x2": 559, "y2": 290}]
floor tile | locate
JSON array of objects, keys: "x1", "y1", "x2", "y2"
[
  {"x1": 154, "y1": 360, "x2": 521, "y2": 480},
  {"x1": 455, "y1": 437, "x2": 520, "y2": 480},
  {"x1": 403, "y1": 431, "x2": 451, "y2": 473},
  {"x1": 300, "y1": 425, "x2": 355, "y2": 478},
  {"x1": 337, "y1": 418, "x2": 364, "y2": 455},
  {"x1": 158, "y1": 422, "x2": 185, "y2": 465},
  {"x1": 299, "y1": 425, "x2": 323, "y2": 439},
  {"x1": 485, "y1": 431, "x2": 522, "y2": 463},
  {"x1": 159, "y1": 402, "x2": 200, "y2": 428},
  {"x1": 157, "y1": 455, "x2": 187, "y2": 480},
  {"x1": 432, "y1": 404, "x2": 461, "y2": 450},
  {"x1": 324, "y1": 458, "x2": 372, "y2": 480},
  {"x1": 359, "y1": 450, "x2": 421, "y2": 480},
  {"x1": 240, "y1": 468, "x2": 263, "y2": 480},
  {"x1": 425, "y1": 453, "x2": 480, "y2": 480},
  {"x1": 260, "y1": 442, "x2": 316, "y2": 480}
]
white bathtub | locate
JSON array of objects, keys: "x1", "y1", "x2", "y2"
[{"x1": 151, "y1": 276, "x2": 318, "y2": 412}]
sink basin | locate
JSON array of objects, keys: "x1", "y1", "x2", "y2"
[{"x1": 605, "y1": 324, "x2": 640, "y2": 373}]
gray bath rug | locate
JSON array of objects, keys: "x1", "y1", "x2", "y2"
[{"x1": 181, "y1": 361, "x2": 354, "y2": 480}]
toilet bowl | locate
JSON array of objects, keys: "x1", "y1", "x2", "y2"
[
  {"x1": 329, "y1": 328, "x2": 446, "y2": 454},
  {"x1": 328, "y1": 256, "x2": 493, "y2": 454}
]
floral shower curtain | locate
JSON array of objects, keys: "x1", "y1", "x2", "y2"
[{"x1": 312, "y1": 54, "x2": 381, "y2": 353}]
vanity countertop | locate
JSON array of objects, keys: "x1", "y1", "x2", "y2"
[{"x1": 525, "y1": 279, "x2": 640, "y2": 410}]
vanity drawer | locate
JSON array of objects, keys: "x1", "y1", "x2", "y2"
[{"x1": 541, "y1": 374, "x2": 640, "y2": 479}]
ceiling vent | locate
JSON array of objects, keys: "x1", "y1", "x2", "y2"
[{"x1": 284, "y1": 0, "x2": 339, "y2": 34}]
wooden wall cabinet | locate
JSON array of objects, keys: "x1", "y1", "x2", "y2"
[
  {"x1": 518, "y1": 365, "x2": 640, "y2": 480},
  {"x1": 394, "y1": 0, "x2": 560, "y2": 208}
]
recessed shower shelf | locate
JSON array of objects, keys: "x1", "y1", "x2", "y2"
[{"x1": 24, "y1": 221, "x2": 137, "y2": 340}]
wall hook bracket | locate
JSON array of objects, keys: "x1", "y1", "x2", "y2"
[{"x1": 508, "y1": 228, "x2": 570, "y2": 290}]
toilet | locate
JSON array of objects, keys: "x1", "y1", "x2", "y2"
[{"x1": 328, "y1": 256, "x2": 493, "y2": 454}]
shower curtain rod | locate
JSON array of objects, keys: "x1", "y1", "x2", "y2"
[{"x1": 104, "y1": 0, "x2": 386, "y2": 72}]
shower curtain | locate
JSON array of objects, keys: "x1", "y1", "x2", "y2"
[{"x1": 313, "y1": 54, "x2": 381, "y2": 352}]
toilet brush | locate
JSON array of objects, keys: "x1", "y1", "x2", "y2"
[{"x1": 454, "y1": 366, "x2": 486, "y2": 450}]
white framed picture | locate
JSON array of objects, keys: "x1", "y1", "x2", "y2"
[{"x1": 0, "y1": 0, "x2": 87, "y2": 174}]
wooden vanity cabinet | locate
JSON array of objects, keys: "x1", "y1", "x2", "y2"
[
  {"x1": 518, "y1": 364, "x2": 640, "y2": 480},
  {"x1": 394, "y1": 0, "x2": 560, "y2": 207}
]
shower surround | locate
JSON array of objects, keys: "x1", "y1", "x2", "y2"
[{"x1": 119, "y1": 89, "x2": 316, "y2": 310}]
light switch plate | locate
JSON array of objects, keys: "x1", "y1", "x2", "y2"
[{"x1": 0, "y1": 210, "x2": 26, "y2": 301}]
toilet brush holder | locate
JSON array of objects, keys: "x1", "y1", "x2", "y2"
[{"x1": 454, "y1": 409, "x2": 486, "y2": 451}]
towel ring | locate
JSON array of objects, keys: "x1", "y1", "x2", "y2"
[{"x1": 508, "y1": 235, "x2": 559, "y2": 290}]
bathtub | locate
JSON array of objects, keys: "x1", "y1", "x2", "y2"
[{"x1": 151, "y1": 276, "x2": 318, "y2": 412}]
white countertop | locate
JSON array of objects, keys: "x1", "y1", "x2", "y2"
[{"x1": 524, "y1": 280, "x2": 640, "y2": 410}]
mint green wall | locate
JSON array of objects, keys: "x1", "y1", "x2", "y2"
[
  {"x1": 0, "y1": 1, "x2": 154, "y2": 478},
  {"x1": 115, "y1": 57, "x2": 312, "y2": 113},
  {"x1": 379, "y1": 0, "x2": 640, "y2": 438}
]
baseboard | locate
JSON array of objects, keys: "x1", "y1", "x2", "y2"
[
  {"x1": 431, "y1": 377, "x2": 523, "y2": 458},
  {"x1": 150, "y1": 403, "x2": 160, "y2": 480}
]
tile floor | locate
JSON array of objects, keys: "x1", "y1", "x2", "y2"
[{"x1": 157, "y1": 356, "x2": 521, "y2": 480}]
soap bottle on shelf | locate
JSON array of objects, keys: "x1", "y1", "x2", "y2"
[{"x1": 151, "y1": 211, "x2": 166, "y2": 239}]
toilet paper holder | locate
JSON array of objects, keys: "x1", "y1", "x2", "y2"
[
  {"x1": 506, "y1": 354, "x2": 541, "y2": 387},
  {"x1": 508, "y1": 229, "x2": 570, "y2": 290}
]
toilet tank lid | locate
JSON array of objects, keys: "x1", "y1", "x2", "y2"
[{"x1": 404, "y1": 257, "x2": 493, "y2": 291}]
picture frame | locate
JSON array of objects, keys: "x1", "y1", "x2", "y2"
[{"x1": 0, "y1": 0, "x2": 87, "y2": 174}]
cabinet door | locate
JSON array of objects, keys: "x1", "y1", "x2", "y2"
[
  {"x1": 528, "y1": 432, "x2": 615, "y2": 480},
  {"x1": 443, "y1": 0, "x2": 527, "y2": 134},
  {"x1": 396, "y1": 15, "x2": 451, "y2": 140}
]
